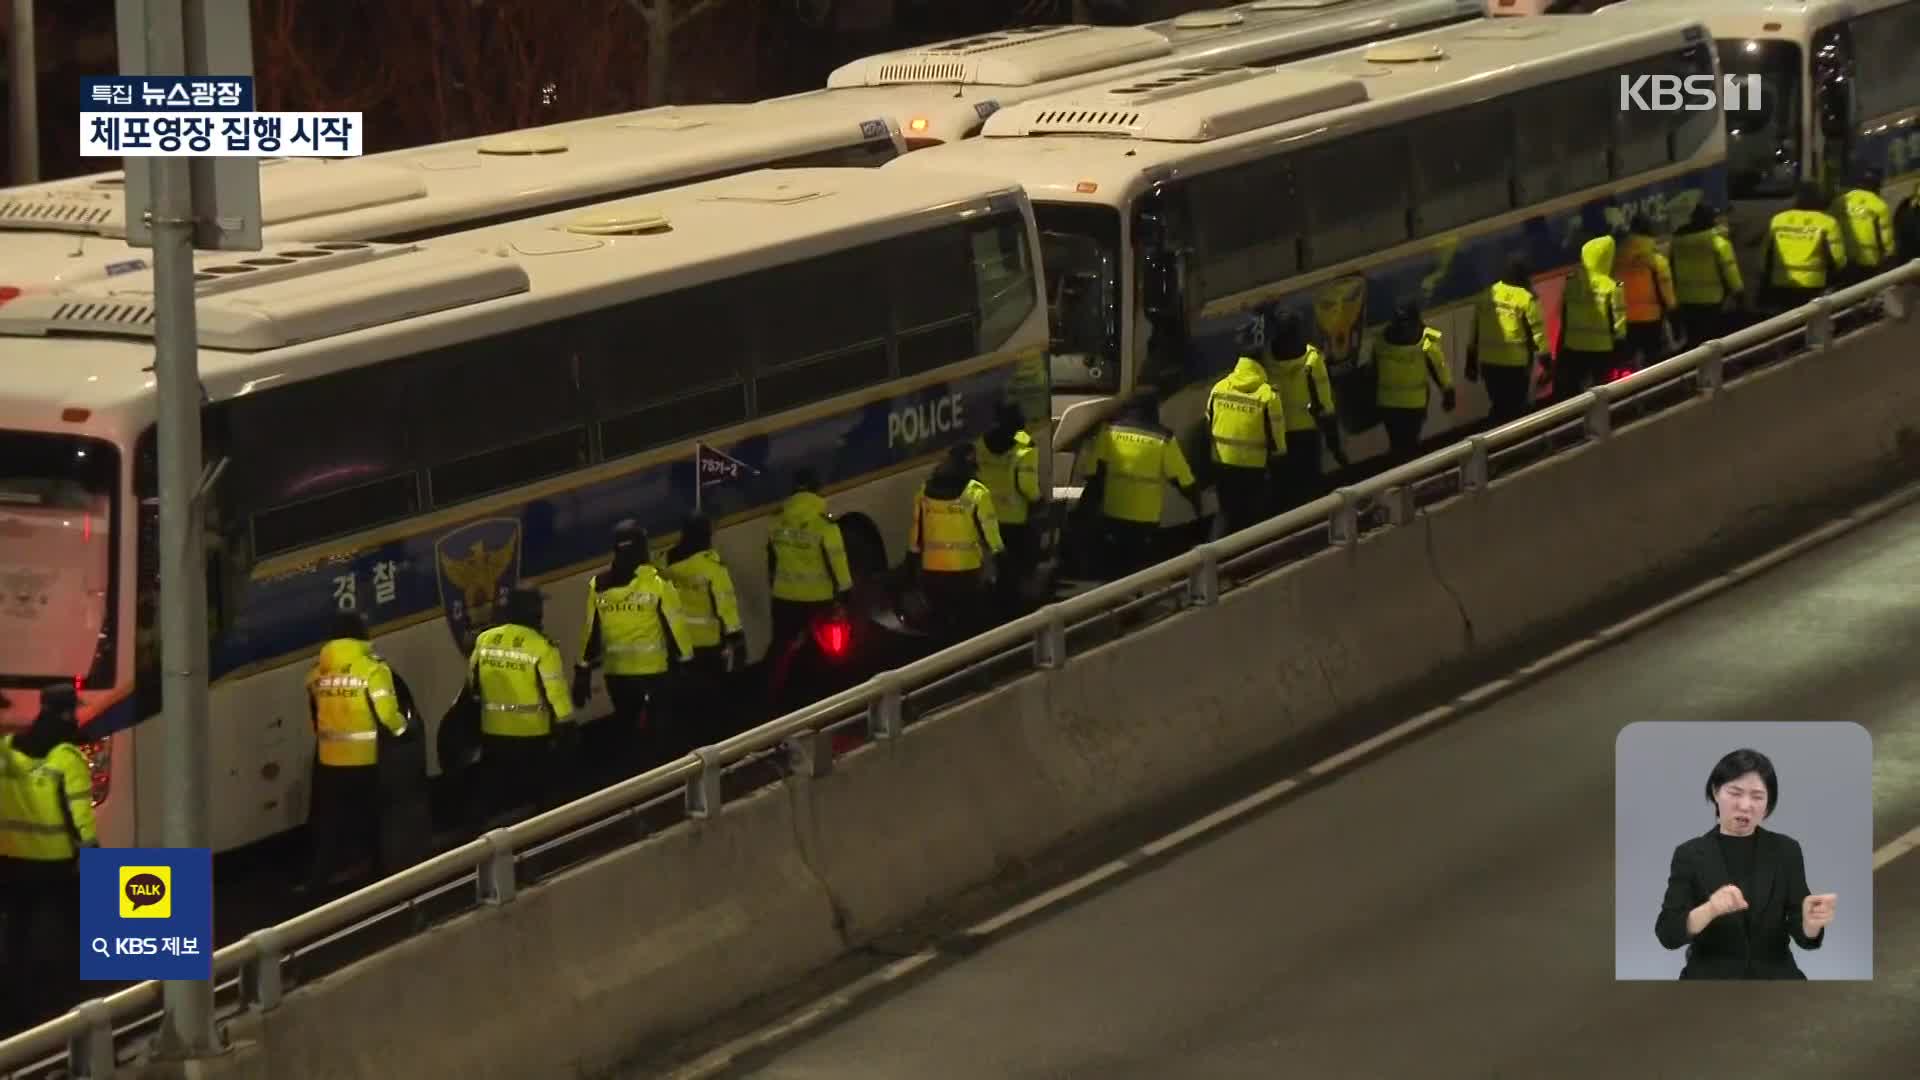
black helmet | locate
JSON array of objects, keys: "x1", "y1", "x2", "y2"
[
  {"x1": 503, "y1": 586, "x2": 545, "y2": 629},
  {"x1": 330, "y1": 609, "x2": 371, "y2": 641},
  {"x1": 612, "y1": 518, "x2": 648, "y2": 556}
]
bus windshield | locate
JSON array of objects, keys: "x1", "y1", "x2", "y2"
[
  {"x1": 0, "y1": 431, "x2": 117, "y2": 688},
  {"x1": 1035, "y1": 202, "x2": 1123, "y2": 394},
  {"x1": 1719, "y1": 38, "x2": 1803, "y2": 199}
]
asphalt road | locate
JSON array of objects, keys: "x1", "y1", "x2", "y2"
[{"x1": 730, "y1": 497, "x2": 1920, "y2": 1079}]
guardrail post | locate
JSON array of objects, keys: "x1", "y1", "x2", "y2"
[
  {"x1": 70, "y1": 999, "x2": 116, "y2": 1080},
  {"x1": 1883, "y1": 279, "x2": 1916, "y2": 323},
  {"x1": 686, "y1": 748, "x2": 724, "y2": 818},
  {"x1": 1805, "y1": 297, "x2": 1834, "y2": 351},
  {"x1": 1461, "y1": 437, "x2": 1488, "y2": 494},
  {"x1": 1383, "y1": 485, "x2": 1415, "y2": 527},
  {"x1": 1033, "y1": 604, "x2": 1067, "y2": 669},
  {"x1": 868, "y1": 675, "x2": 903, "y2": 740},
  {"x1": 1328, "y1": 487, "x2": 1361, "y2": 547},
  {"x1": 241, "y1": 927, "x2": 286, "y2": 1012},
  {"x1": 1186, "y1": 545, "x2": 1220, "y2": 606},
  {"x1": 786, "y1": 730, "x2": 833, "y2": 778},
  {"x1": 1694, "y1": 340, "x2": 1726, "y2": 397},
  {"x1": 477, "y1": 828, "x2": 517, "y2": 906},
  {"x1": 1583, "y1": 386, "x2": 1612, "y2": 441}
]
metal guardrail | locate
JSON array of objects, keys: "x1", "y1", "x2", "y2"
[{"x1": 3, "y1": 261, "x2": 1916, "y2": 1077}]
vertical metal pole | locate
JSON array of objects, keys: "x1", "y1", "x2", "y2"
[
  {"x1": 8, "y1": 0, "x2": 36, "y2": 184},
  {"x1": 693, "y1": 443, "x2": 703, "y2": 514},
  {"x1": 144, "y1": 0, "x2": 219, "y2": 1061}
]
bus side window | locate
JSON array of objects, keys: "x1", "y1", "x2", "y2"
[
  {"x1": 583, "y1": 285, "x2": 751, "y2": 461},
  {"x1": 1513, "y1": 72, "x2": 1612, "y2": 204},
  {"x1": 1848, "y1": 5, "x2": 1920, "y2": 131},
  {"x1": 1812, "y1": 24, "x2": 1854, "y2": 190},
  {"x1": 1410, "y1": 103, "x2": 1515, "y2": 237},
  {"x1": 1297, "y1": 126, "x2": 1413, "y2": 269},
  {"x1": 1185, "y1": 158, "x2": 1299, "y2": 305},
  {"x1": 968, "y1": 213, "x2": 1039, "y2": 356}
]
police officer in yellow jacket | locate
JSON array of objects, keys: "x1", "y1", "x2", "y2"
[
  {"x1": 1763, "y1": 181, "x2": 1847, "y2": 312},
  {"x1": 0, "y1": 684, "x2": 96, "y2": 1019},
  {"x1": 1207, "y1": 318, "x2": 1288, "y2": 539},
  {"x1": 767, "y1": 468, "x2": 852, "y2": 657},
  {"x1": 1376, "y1": 299, "x2": 1455, "y2": 466},
  {"x1": 1830, "y1": 166, "x2": 1895, "y2": 286},
  {"x1": 1671, "y1": 203, "x2": 1747, "y2": 346},
  {"x1": 1085, "y1": 393, "x2": 1199, "y2": 580},
  {"x1": 661, "y1": 512, "x2": 743, "y2": 743},
  {"x1": 1558, "y1": 234, "x2": 1629, "y2": 403},
  {"x1": 974, "y1": 402, "x2": 1043, "y2": 617},
  {"x1": 576, "y1": 520, "x2": 693, "y2": 766},
  {"x1": 1263, "y1": 307, "x2": 1345, "y2": 508},
  {"x1": 303, "y1": 611, "x2": 409, "y2": 891},
  {"x1": 1615, "y1": 215, "x2": 1678, "y2": 368},
  {"x1": 1467, "y1": 257, "x2": 1549, "y2": 426},
  {"x1": 469, "y1": 587, "x2": 576, "y2": 820},
  {"x1": 910, "y1": 444, "x2": 1005, "y2": 641}
]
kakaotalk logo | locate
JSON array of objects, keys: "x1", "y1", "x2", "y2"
[{"x1": 119, "y1": 865, "x2": 172, "y2": 919}]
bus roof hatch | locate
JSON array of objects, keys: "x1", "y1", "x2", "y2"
[{"x1": 826, "y1": 24, "x2": 1174, "y2": 88}]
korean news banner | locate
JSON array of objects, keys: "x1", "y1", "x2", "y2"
[{"x1": 81, "y1": 75, "x2": 362, "y2": 158}]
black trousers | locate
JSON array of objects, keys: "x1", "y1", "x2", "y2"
[
  {"x1": 920, "y1": 568, "x2": 989, "y2": 644},
  {"x1": 1554, "y1": 347, "x2": 1614, "y2": 404},
  {"x1": 1481, "y1": 364, "x2": 1534, "y2": 427},
  {"x1": 1679, "y1": 303, "x2": 1737, "y2": 347},
  {"x1": 1380, "y1": 406, "x2": 1427, "y2": 466},
  {"x1": 1099, "y1": 518, "x2": 1160, "y2": 581},
  {"x1": 479, "y1": 732, "x2": 556, "y2": 823},
  {"x1": 0, "y1": 857, "x2": 79, "y2": 1028},
  {"x1": 1624, "y1": 320, "x2": 1671, "y2": 369},
  {"x1": 308, "y1": 761, "x2": 382, "y2": 889},
  {"x1": 995, "y1": 522, "x2": 1037, "y2": 618},
  {"x1": 1211, "y1": 464, "x2": 1270, "y2": 540},
  {"x1": 771, "y1": 597, "x2": 832, "y2": 660},
  {"x1": 1276, "y1": 429, "x2": 1325, "y2": 509},
  {"x1": 674, "y1": 648, "x2": 730, "y2": 745},
  {"x1": 602, "y1": 672, "x2": 675, "y2": 769}
]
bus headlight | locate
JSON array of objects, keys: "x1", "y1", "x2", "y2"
[{"x1": 80, "y1": 737, "x2": 112, "y2": 807}]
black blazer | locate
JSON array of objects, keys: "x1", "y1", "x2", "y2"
[{"x1": 1654, "y1": 825, "x2": 1824, "y2": 979}]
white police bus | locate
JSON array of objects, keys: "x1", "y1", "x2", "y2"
[
  {"x1": 777, "y1": 0, "x2": 1485, "y2": 147},
  {"x1": 0, "y1": 97, "x2": 907, "y2": 291},
  {"x1": 885, "y1": 14, "x2": 1727, "y2": 471},
  {"x1": 1600, "y1": 0, "x2": 1920, "y2": 267},
  {"x1": 0, "y1": 167, "x2": 1048, "y2": 852}
]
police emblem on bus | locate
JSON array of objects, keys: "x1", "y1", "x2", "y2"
[{"x1": 434, "y1": 518, "x2": 522, "y2": 654}]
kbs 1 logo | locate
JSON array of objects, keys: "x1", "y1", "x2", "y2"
[{"x1": 1618, "y1": 73, "x2": 1763, "y2": 112}]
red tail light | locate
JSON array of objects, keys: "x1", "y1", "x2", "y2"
[
  {"x1": 1606, "y1": 366, "x2": 1636, "y2": 383},
  {"x1": 813, "y1": 613, "x2": 852, "y2": 662}
]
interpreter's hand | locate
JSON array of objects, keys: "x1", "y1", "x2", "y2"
[
  {"x1": 1707, "y1": 883, "x2": 1748, "y2": 919},
  {"x1": 1802, "y1": 893, "x2": 1837, "y2": 934}
]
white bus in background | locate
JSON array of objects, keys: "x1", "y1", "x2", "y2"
[
  {"x1": 0, "y1": 166, "x2": 1049, "y2": 853},
  {"x1": 885, "y1": 14, "x2": 1726, "y2": 475},
  {"x1": 0, "y1": 97, "x2": 906, "y2": 291},
  {"x1": 1599, "y1": 0, "x2": 1920, "y2": 268},
  {"x1": 775, "y1": 0, "x2": 1485, "y2": 147}
]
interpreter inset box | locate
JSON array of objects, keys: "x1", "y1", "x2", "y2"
[{"x1": 1614, "y1": 722, "x2": 1872, "y2": 981}]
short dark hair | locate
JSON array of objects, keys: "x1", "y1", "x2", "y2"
[{"x1": 1706, "y1": 748, "x2": 1778, "y2": 817}]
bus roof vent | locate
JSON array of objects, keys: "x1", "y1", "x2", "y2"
[
  {"x1": 983, "y1": 66, "x2": 1367, "y2": 142},
  {"x1": 700, "y1": 178, "x2": 830, "y2": 206},
  {"x1": 563, "y1": 207, "x2": 672, "y2": 235},
  {"x1": 1247, "y1": 0, "x2": 1354, "y2": 9},
  {"x1": 0, "y1": 246, "x2": 528, "y2": 351},
  {"x1": 1365, "y1": 41, "x2": 1447, "y2": 63},
  {"x1": 825, "y1": 25, "x2": 1174, "y2": 88},
  {"x1": 1170, "y1": 9, "x2": 1245, "y2": 29},
  {"x1": 475, "y1": 132, "x2": 569, "y2": 155},
  {"x1": 1460, "y1": 21, "x2": 1557, "y2": 41}
]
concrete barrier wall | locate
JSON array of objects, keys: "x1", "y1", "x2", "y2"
[{"x1": 201, "y1": 319, "x2": 1920, "y2": 1079}]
